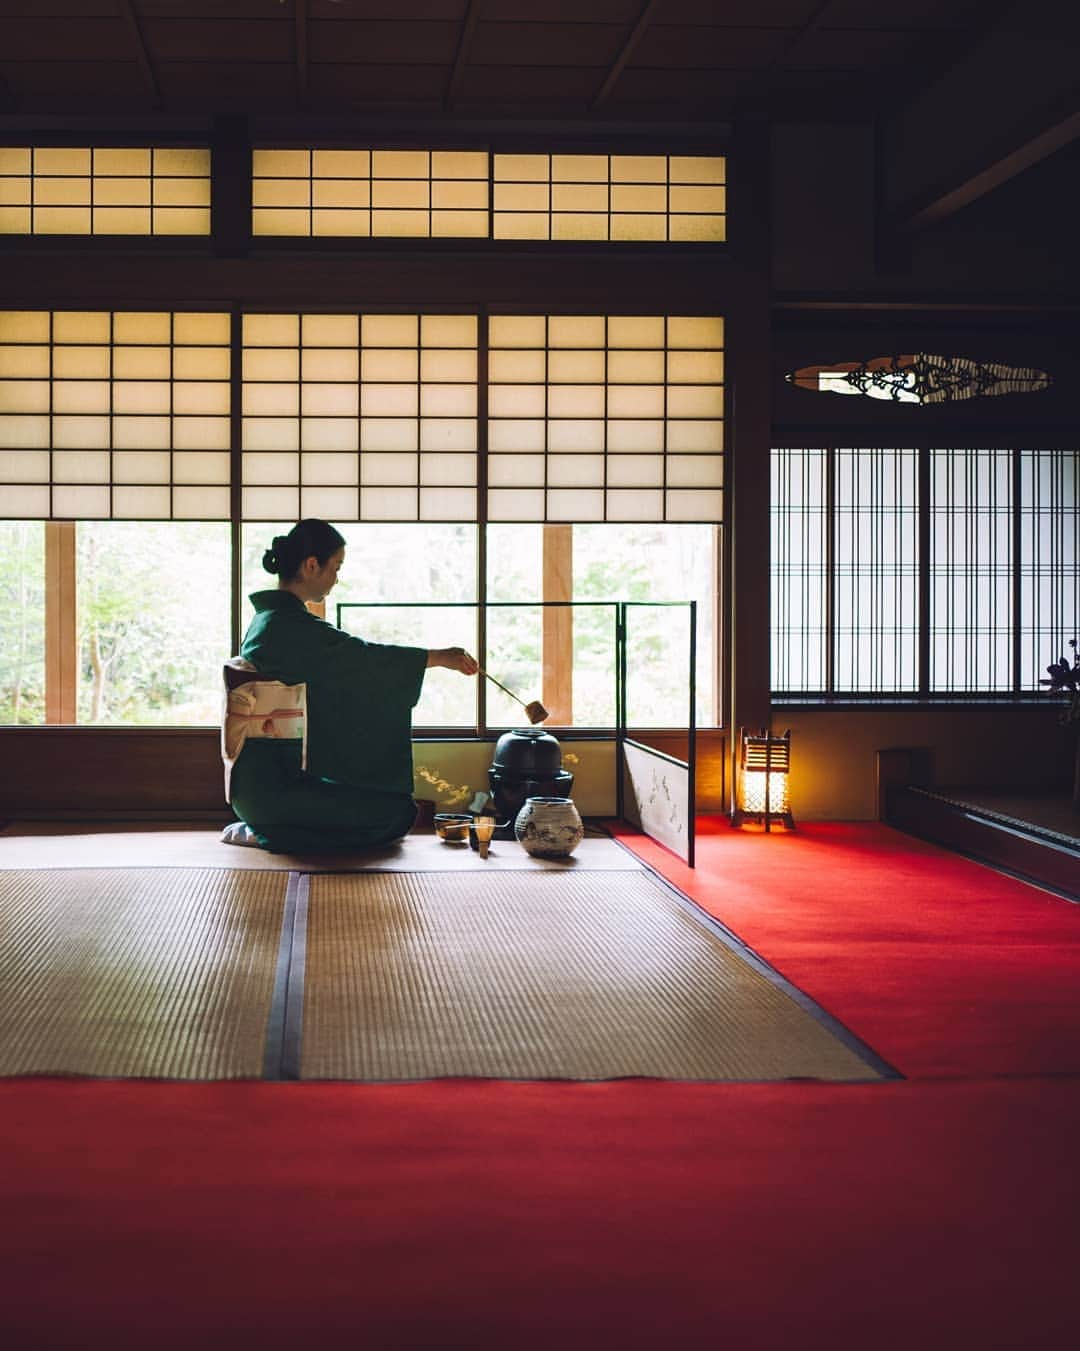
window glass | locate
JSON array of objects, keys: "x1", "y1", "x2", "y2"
[
  {"x1": 76, "y1": 522, "x2": 230, "y2": 723},
  {"x1": 0, "y1": 521, "x2": 45, "y2": 723},
  {"x1": 487, "y1": 523, "x2": 718, "y2": 728},
  {"x1": 241, "y1": 522, "x2": 477, "y2": 727},
  {"x1": 574, "y1": 524, "x2": 717, "y2": 727}
]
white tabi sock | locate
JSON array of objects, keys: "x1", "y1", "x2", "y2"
[{"x1": 221, "y1": 822, "x2": 262, "y2": 848}]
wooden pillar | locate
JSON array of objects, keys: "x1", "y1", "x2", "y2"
[
  {"x1": 541, "y1": 524, "x2": 573, "y2": 724},
  {"x1": 726, "y1": 118, "x2": 773, "y2": 814},
  {"x1": 45, "y1": 521, "x2": 78, "y2": 724}
]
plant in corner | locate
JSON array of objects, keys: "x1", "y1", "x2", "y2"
[{"x1": 1040, "y1": 638, "x2": 1080, "y2": 811}]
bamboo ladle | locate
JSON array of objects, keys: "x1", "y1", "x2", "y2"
[{"x1": 478, "y1": 668, "x2": 548, "y2": 724}]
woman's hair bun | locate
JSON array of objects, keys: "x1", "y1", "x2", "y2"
[{"x1": 262, "y1": 521, "x2": 345, "y2": 581}]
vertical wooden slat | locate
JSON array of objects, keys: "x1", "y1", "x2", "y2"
[
  {"x1": 541, "y1": 524, "x2": 573, "y2": 725},
  {"x1": 726, "y1": 117, "x2": 773, "y2": 815},
  {"x1": 45, "y1": 521, "x2": 77, "y2": 724}
]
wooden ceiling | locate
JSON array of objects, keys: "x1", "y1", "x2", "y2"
[{"x1": 0, "y1": 0, "x2": 993, "y2": 124}]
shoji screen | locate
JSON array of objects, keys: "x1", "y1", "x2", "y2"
[
  {"x1": 241, "y1": 313, "x2": 477, "y2": 521},
  {"x1": 0, "y1": 148, "x2": 211, "y2": 235},
  {"x1": 486, "y1": 315, "x2": 724, "y2": 523},
  {"x1": 493, "y1": 155, "x2": 726, "y2": 242},
  {"x1": 0, "y1": 310, "x2": 231, "y2": 518},
  {"x1": 252, "y1": 150, "x2": 489, "y2": 238}
]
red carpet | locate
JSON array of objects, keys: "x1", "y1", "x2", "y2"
[
  {"x1": 612, "y1": 820, "x2": 1080, "y2": 1079},
  {"x1": 1, "y1": 1077, "x2": 1078, "y2": 1351},
  {"x1": 2, "y1": 822, "x2": 1079, "y2": 1349}
]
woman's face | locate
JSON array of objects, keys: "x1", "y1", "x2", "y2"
[{"x1": 307, "y1": 546, "x2": 345, "y2": 601}]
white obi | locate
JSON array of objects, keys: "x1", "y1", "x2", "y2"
[{"x1": 221, "y1": 657, "x2": 307, "y2": 801}]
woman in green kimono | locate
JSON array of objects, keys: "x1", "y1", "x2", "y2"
[{"x1": 224, "y1": 519, "x2": 477, "y2": 852}]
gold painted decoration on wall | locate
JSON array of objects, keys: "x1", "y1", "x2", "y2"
[{"x1": 786, "y1": 354, "x2": 1052, "y2": 404}]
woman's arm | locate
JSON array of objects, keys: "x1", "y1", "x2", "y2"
[{"x1": 426, "y1": 646, "x2": 479, "y2": 674}]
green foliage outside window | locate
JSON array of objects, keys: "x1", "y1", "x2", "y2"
[
  {"x1": 0, "y1": 522, "x2": 45, "y2": 724},
  {"x1": 76, "y1": 522, "x2": 230, "y2": 725}
]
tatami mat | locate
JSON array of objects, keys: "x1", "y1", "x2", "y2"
[
  {"x1": 300, "y1": 870, "x2": 886, "y2": 1082},
  {"x1": 0, "y1": 825, "x2": 634, "y2": 873},
  {"x1": 0, "y1": 868, "x2": 286, "y2": 1079}
]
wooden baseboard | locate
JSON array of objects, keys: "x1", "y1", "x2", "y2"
[{"x1": 887, "y1": 786, "x2": 1080, "y2": 902}]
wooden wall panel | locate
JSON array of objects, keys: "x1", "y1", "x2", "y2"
[{"x1": 0, "y1": 728, "x2": 227, "y2": 818}]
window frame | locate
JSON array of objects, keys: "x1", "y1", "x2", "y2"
[{"x1": 771, "y1": 431, "x2": 1080, "y2": 705}]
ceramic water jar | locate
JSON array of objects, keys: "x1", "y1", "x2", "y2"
[{"x1": 513, "y1": 795, "x2": 584, "y2": 858}]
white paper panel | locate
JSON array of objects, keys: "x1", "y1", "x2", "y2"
[
  {"x1": 419, "y1": 486, "x2": 475, "y2": 520},
  {"x1": 52, "y1": 484, "x2": 109, "y2": 516},
  {"x1": 113, "y1": 485, "x2": 171, "y2": 517},
  {"x1": 362, "y1": 486, "x2": 418, "y2": 519},
  {"x1": 240, "y1": 311, "x2": 478, "y2": 521},
  {"x1": 242, "y1": 485, "x2": 299, "y2": 519},
  {"x1": 487, "y1": 487, "x2": 545, "y2": 520},
  {"x1": 300, "y1": 486, "x2": 359, "y2": 520},
  {"x1": 488, "y1": 453, "x2": 545, "y2": 487},
  {"x1": 606, "y1": 489, "x2": 665, "y2": 520},
  {"x1": 362, "y1": 452, "x2": 417, "y2": 486},
  {"x1": 0, "y1": 448, "x2": 48, "y2": 481},
  {"x1": 622, "y1": 741, "x2": 691, "y2": 864},
  {"x1": 4, "y1": 484, "x2": 49, "y2": 515},
  {"x1": 113, "y1": 450, "x2": 170, "y2": 484},
  {"x1": 0, "y1": 308, "x2": 230, "y2": 517},
  {"x1": 173, "y1": 485, "x2": 230, "y2": 519},
  {"x1": 301, "y1": 452, "x2": 359, "y2": 486},
  {"x1": 1, "y1": 147, "x2": 210, "y2": 237},
  {"x1": 486, "y1": 314, "x2": 723, "y2": 522},
  {"x1": 419, "y1": 452, "x2": 476, "y2": 485}
]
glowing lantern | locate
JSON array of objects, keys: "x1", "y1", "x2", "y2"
[{"x1": 736, "y1": 728, "x2": 794, "y2": 831}]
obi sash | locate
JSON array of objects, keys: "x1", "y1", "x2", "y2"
[{"x1": 221, "y1": 657, "x2": 307, "y2": 801}]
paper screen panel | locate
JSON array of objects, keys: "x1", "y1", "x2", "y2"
[
  {"x1": 252, "y1": 149, "x2": 489, "y2": 238},
  {"x1": 622, "y1": 740, "x2": 693, "y2": 864},
  {"x1": 487, "y1": 315, "x2": 724, "y2": 522},
  {"x1": 241, "y1": 312, "x2": 477, "y2": 520},
  {"x1": 494, "y1": 154, "x2": 725, "y2": 242},
  {"x1": 0, "y1": 148, "x2": 210, "y2": 236},
  {"x1": 0, "y1": 310, "x2": 231, "y2": 518}
]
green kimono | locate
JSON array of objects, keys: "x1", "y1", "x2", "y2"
[{"x1": 228, "y1": 590, "x2": 428, "y2": 853}]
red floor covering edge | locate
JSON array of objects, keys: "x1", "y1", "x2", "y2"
[
  {"x1": 2, "y1": 823, "x2": 1079, "y2": 1349},
  {"x1": 611, "y1": 820, "x2": 1080, "y2": 1079},
  {"x1": 0, "y1": 1077, "x2": 1078, "y2": 1351}
]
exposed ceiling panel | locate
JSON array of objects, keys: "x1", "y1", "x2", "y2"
[
  {"x1": 0, "y1": 0, "x2": 1011, "y2": 122},
  {"x1": 469, "y1": 22, "x2": 626, "y2": 67},
  {"x1": 139, "y1": 19, "x2": 295, "y2": 62},
  {"x1": 312, "y1": 62, "x2": 449, "y2": 101},
  {"x1": 307, "y1": 21, "x2": 461, "y2": 63},
  {"x1": 633, "y1": 26, "x2": 790, "y2": 70},
  {"x1": 781, "y1": 28, "x2": 916, "y2": 70}
]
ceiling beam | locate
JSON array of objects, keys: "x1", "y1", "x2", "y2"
[
  {"x1": 0, "y1": 66, "x2": 16, "y2": 113},
  {"x1": 591, "y1": 0, "x2": 660, "y2": 111},
  {"x1": 119, "y1": 0, "x2": 162, "y2": 110},
  {"x1": 445, "y1": 0, "x2": 482, "y2": 112},
  {"x1": 295, "y1": 0, "x2": 309, "y2": 108},
  {"x1": 897, "y1": 95, "x2": 1080, "y2": 229},
  {"x1": 761, "y1": 0, "x2": 831, "y2": 76}
]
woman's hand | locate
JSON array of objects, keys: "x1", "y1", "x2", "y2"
[{"x1": 427, "y1": 646, "x2": 479, "y2": 675}]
